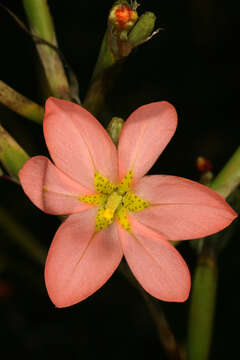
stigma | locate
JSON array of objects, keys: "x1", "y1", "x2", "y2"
[{"x1": 103, "y1": 192, "x2": 123, "y2": 220}]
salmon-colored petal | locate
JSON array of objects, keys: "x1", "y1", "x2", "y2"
[
  {"x1": 118, "y1": 217, "x2": 190, "y2": 302},
  {"x1": 133, "y1": 175, "x2": 237, "y2": 240},
  {"x1": 19, "y1": 156, "x2": 93, "y2": 215},
  {"x1": 118, "y1": 102, "x2": 177, "y2": 184},
  {"x1": 44, "y1": 98, "x2": 118, "y2": 189},
  {"x1": 45, "y1": 209, "x2": 123, "y2": 308}
]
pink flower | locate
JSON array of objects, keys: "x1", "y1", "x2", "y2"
[{"x1": 19, "y1": 98, "x2": 237, "y2": 308}]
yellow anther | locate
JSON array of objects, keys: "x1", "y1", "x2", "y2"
[
  {"x1": 116, "y1": 207, "x2": 131, "y2": 231},
  {"x1": 79, "y1": 194, "x2": 107, "y2": 205},
  {"x1": 96, "y1": 207, "x2": 111, "y2": 231},
  {"x1": 118, "y1": 171, "x2": 133, "y2": 195},
  {"x1": 94, "y1": 172, "x2": 116, "y2": 194},
  {"x1": 123, "y1": 191, "x2": 150, "y2": 212}
]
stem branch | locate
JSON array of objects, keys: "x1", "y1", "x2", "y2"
[
  {"x1": 0, "y1": 80, "x2": 44, "y2": 124},
  {"x1": 22, "y1": 0, "x2": 71, "y2": 100}
]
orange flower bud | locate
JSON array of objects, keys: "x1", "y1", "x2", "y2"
[
  {"x1": 109, "y1": 4, "x2": 138, "y2": 31},
  {"x1": 196, "y1": 156, "x2": 213, "y2": 173}
]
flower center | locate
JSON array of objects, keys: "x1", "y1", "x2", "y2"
[{"x1": 79, "y1": 171, "x2": 149, "y2": 232}]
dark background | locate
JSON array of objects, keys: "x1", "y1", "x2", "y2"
[{"x1": 0, "y1": 0, "x2": 239, "y2": 359}]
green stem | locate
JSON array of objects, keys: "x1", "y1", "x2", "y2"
[
  {"x1": 187, "y1": 146, "x2": 240, "y2": 360},
  {"x1": 187, "y1": 253, "x2": 217, "y2": 360},
  {"x1": 91, "y1": 31, "x2": 115, "y2": 83},
  {"x1": 0, "y1": 80, "x2": 44, "y2": 124},
  {"x1": 83, "y1": 32, "x2": 121, "y2": 121},
  {"x1": 22, "y1": 0, "x2": 71, "y2": 100},
  {"x1": 0, "y1": 207, "x2": 47, "y2": 265},
  {"x1": 210, "y1": 146, "x2": 240, "y2": 198},
  {"x1": 0, "y1": 123, "x2": 29, "y2": 180}
]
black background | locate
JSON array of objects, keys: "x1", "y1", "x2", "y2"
[{"x1": 0, "y1": 1, "x2": 239, "y2": 359}]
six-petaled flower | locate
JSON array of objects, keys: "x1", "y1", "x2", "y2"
[{"x1": 19, "y1": 98, "x2": 237, "y2": 308}]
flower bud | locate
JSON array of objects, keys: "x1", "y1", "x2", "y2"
[
  {"x1": 109, "y1": 2, "x2": 138, "y2": 32},
  {"x1": 129, "y1": 12, "x2": 156, "y2": 47},
  {"x1": 197, "y1": 156, "x2": 213, "y2": 185},
  {"x1": 196, "y1": 156, "x2": 212, "y2": 173},
  {"x1": 107, "y1": 117, "x2": 124, "y2": 145}
]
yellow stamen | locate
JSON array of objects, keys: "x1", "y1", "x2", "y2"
[
  {"x1": 118, "y1": 171, "x2": 133, "y2": 195},
  {"x1": 116, "y1": 206, "x2": 131, "y2": 231},
  {"x1": 94, "y1": 171, "x2": 116, "y2": 194},
  {"x1": 78, "y1": 193, "x2": 107, "y2": 205}
]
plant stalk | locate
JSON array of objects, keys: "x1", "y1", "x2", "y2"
[
  {"x1": 22, "y1": 0, "x2": 71, "y2": 100},
  {"x1": 0, "y1": 80, "x2": 44, "y2": 124}
]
